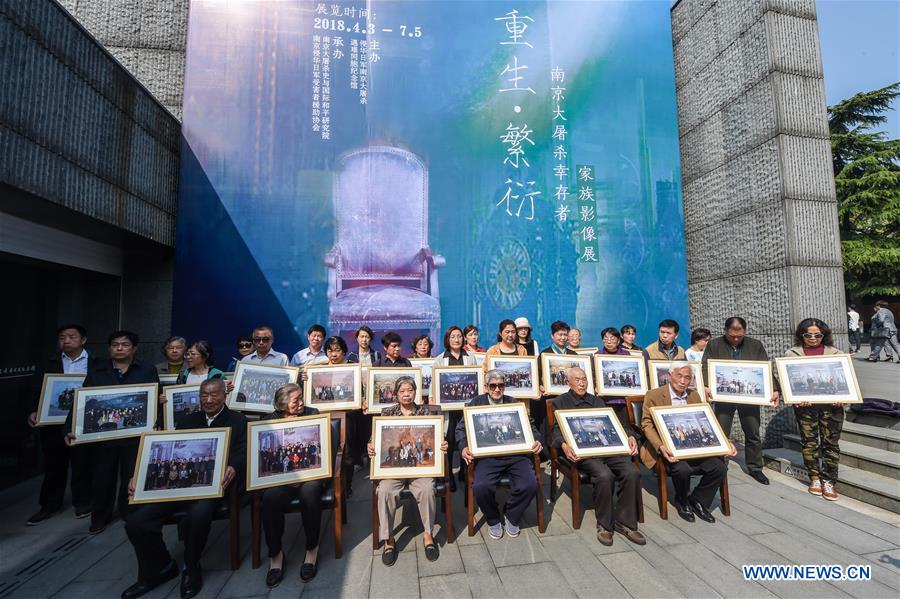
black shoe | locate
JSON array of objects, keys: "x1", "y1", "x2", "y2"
[
  {"x1": 121, "y1": 561, "x2": 178, "y2": 599},
  {"x1": 689, "y1": 498, "x2": 716, "y2": 523},
  {"x1": 675, "y1": 502, "x2": 695, "y2": 523},
  {"x1": 265, "y1": 566, "x2": 284, "y2": 588},
  {"x1": 180, "y1": 570, "x2": 203, "y2": 599},
  {"x1": 26, "y1": 509, "x2": 57, "y2": 526},
  {"x1": 381, "y1": 546, "x2": 398, "y2": 567},
  {"x1": 89, "y1": 519, "x2": 108, "y2": 535},
  {"x1": 749, "y1": 470, "x2": 770, "y2": 485},
  {"x1": 424, "y1": 543, "x2": 440, "y2": 562},
  {"x1": 300, "y1": 561, "x2": 317, "y2": 582},
  {"x1": 74, "y1": 505, "x2": 92, "y2": 519}
]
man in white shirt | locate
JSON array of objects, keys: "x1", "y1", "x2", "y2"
[
  {"x1": 242, "y1": 326, "x2": 289, "y2": 366},
  {"x1": 290, "y1": 324, "x2": 328, "y2": 367},
  {"x1": 847, "y1": 305, "x2": 861, "y2": 354}
]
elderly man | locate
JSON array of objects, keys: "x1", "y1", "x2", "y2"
[
  {"x1": 641, "y1": 362, "x2": 735, "y2": 523},
  {"x1": 455, "y1": 369, "x2": 542, "y2": 540},
  {"x1": 551, "y1": 367, "x2": 644, "y2": 546},
  {"x1": 121, "y1": 378, "x2": 247, "y2": 599},
  {"x1": 242, "y1": 326, "x2": 289, "y2": 366},
  {"x1": 700, "y1": 317, "x2": 779, "y2": 485}
]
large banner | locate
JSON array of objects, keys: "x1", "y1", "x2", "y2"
[{"x1": 176, "y1": 0, "x2": 689, "y2": 359}]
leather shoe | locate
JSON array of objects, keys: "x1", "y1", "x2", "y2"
[
  {"x1": 121, "y1": 561, "x2": 178, "y2": 599},
  {"x1": 749, "y1": 470, "x2": 770, "y2": 485},
  {"x1": 614, "y1": 522, "x2": 646, "y2": 545},
  {"x1": 597, "y1": 527, "x2": 614, "y2": 546},
  {"x1": 180, "y1": 570, "x2": 203, "y2": 599},
  {"x1": 265, "y1": 566, "x2": 284, "y2": 588},
  {"x1": 689, "y1": 498, "x2": 716, "y2": 523},
  {"x1": 300, "y1": 561, "x2": 317, "y2": 582},
  {"x1": 88, "y1": 519, "x2": 108, "y2": 535},
  {"x1": 675, "y1": 502, "x2": 695, "y2": 522},
  {"x1": 74, "y1": 504, "x2": 92, "y2": 519},
  {"x1": 26, "y1": 509, "x2": 57, "y2": 526}
]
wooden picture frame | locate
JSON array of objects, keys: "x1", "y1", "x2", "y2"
[
  {"x1": 555, "y1": 407, "x2": 631, "y2": 458},
  {"x1": 573, "y1": 347, "x2": 599, "y2": 356},
  {"x1": 485, "y1": 356, "x2": 540, "y2": 399},
  {"x1": 650, "y1": 403, "x2": 731, "y2": 460},
  {"x1": 431, "y1": 366, "x2": 483, "y2": 411},
  {"x1": 163, "y1": 383, "x2": 202, "y2": 430},
  {"x1": 370, "y1": 415, "x2": 444, "y2": 480},
  {"x1": 36, "y1": 373, "x2": 85, "y2": 426},
  {"x1": 463, "y1": 402, "x2": 535, "y2": 458},
  {"x1": 540, "y1": 353, "x2": 594, "y2": 396},
  {"x1": 159, "y1": 374, "x2": 179, "y2": 387},
  {"x1": 228, "y1": 362, "x2": 299, "y2": 414},
  {"x1": 648, "y1": 360, "x2": 705, "y2": 394},
  {"x1": 594, "y1": 355, "x2": 648, "y2": 396},
  {"x1": 775, "y1": 354, "x2": 863, "y2": 405},
  {"x1": 130, "y1": 428, "x2": 230, "y2": 504},
  {"x1": 303, "y1": 363, "x2": 362, "y2": 411},
  {"x1": 410, "y1": 358, "x2": 434, "y2": 396},
  {"x1": 706, "y1": 359, "x2": 774, "y2": 406},
  {"x1": 365, "y1": 367, "x2": 423, "y2": 414},
  {"x1": 71, "y1": 383, "x2": 158, "y2": 444},
  {"x1": 247, "y1": 415, "x2": 332, "y2": 490}
]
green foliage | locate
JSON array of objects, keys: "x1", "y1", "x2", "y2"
[{"x1": 829, "y1": 83, "x2": 900, "y2": 297}]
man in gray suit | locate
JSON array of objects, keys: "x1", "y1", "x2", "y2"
[{"x1": 868, "y1": 300, "x2": 899, "y2": 363}]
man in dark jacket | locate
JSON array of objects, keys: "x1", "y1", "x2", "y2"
[
  {"x1": 455, "y1": 369, "x2": 542, "y2": 540},
  {"x1": 700, "y1": 317, "x2": 779, "y2": 485},
  {"x1": 64, "y1": 330, "x2": 159, "y2": 534},
  {"x1": 122, "y1": 378, "x2": 247, "y2": 599},
  {"x1": 26, "y1": 325, "x2": 99, "y2": 525}
]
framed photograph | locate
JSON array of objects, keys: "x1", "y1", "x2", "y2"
[
  {"x1": 707, "y1": 360, "x2": 773, "y2": 405},
  {"x1": 540, "y1": 354, "x2": 594, "y2": 396},
  {"x1": 648, "y1": 360, "x2": 705, "y2": 393},
  {"x1": 775, "y1": 354, "x2": 862, "y2": 405},
  {"x1": 159, "y1": 374, "x2": 179, "y2": 387},
  {"x1": 650, "y1": 403, "x2": 731, "y2": 460},
  {"x1": 410, "y1": 358, "x2": 434, "y2": 396},
  {"x1": 36, "y1": 374, "x2": 85, "y2": 426},
  {"x1": 130, "y1": 428, "x2": 230, "y2": 504},
  {"x1": 366, "y1": 367, "x2": 423, "y2": 414},
  {"x1": 228, "y1": 362, "x2": 299, "y2": 414},
  {"x1": 163, "y1": 384, "x2": 202, "y2": 430},
  {"x1": 247, "y1": 415, "x2": 332, "y2": 490},
  {"x1": 371, "y1": 415, "x2": 444, "y2": 479},
  {"x1": 431, "y1": 366, "x2": 483, "y2": 411},
  {"x1": 71, "y1": 383, "x2": 158, "y2": 444},
  {"x1": 303, "y1": 363, "x2": 362, "y2": 411},
  {"x1": 463, "y1": 402, "x2": 535, "y2": 458},
  {"x1": 470, "y1": 352, "x2": 487, "y2": 366},
  {"x1": 485, "y1": 356, "x2": 540, "y2": 399},
  {"x1": 223, "y1": 371, "x2": 235, "y2": 382},
  {"x1": 554, "y1": 407, "x2": 631, "y2": 458},
  {"x1": 573, "y1": 347, "x2": 599, "y2": 356},
  {"x1": 594, "y1": 355, "x2": 648, "y2": 396}
]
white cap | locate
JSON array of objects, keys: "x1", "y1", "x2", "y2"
[{"x1": 514, "y1": 317, "x2": 532, "y2": 329}]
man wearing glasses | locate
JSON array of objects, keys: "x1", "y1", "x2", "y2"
[
  {"x1": 701, "y1": 317, "x2": 779, "y2": 485},
  {"x1": 242, "y1": 326, "x2": 289, "y2": 367},
  {"x1": 455, "y1": 369, "x2": 542, "y2": 540}
]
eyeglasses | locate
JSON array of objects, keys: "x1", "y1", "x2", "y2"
[
  {"x1": 252, "y1": 337, "x2": 272, "y2": 343},
  {"x1": 238, "y1": 342, "x2": 253, "y2": 348},
  {"x1": 802, "y1": 333, "x2": 824, "y2": 339},
  {"x1": 487, "y1": 383, "x2": 506, "y2": 390}
]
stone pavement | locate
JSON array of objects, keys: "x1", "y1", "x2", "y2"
[{"x1": 1, "y1": 456, "x2": 898, "y2": 598}]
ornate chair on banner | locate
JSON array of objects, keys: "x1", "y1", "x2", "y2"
[{"x1": 326, "y1": 146, "x2": 443, "y2": 342}]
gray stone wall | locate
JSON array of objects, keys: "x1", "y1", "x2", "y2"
[
  {"x1": 57, "y1": 0, "x2": 189, "y2": 120},
  {"x1": 672, "y1": 0, "x2": 846, "y2": 446}
]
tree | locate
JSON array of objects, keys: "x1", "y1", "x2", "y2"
[{"x1": 829, "y1": 82, "x2": 900, "y2": 298}]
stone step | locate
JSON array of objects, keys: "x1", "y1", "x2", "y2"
[
  {"x1": 763, "y1": 447, "x2": 900, "y2": 514},
  {"x1": 782, "y1": 434, "x2": 900, "y2": 480},
  {"x1": 841, "y1": 420, "x2": 900, "y2": 452}
]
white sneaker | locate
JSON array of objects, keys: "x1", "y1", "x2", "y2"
[
  {"x1": 488, "y1": 522, "x2": 503, "y2": 540},
  {"x1": 808, "y1": 479, "x2": 822, "y2": 495},
  {"x1": 822, "y1": 481, "x2": 838, "y2": 501},
  {"x1": 504, "y1": 516, "x2": 520, "y2": 538}
]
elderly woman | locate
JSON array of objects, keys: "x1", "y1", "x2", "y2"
[
  {"x1": 368, "y1": 376, "x2": 447, "y2": 566},
  {"x1": 155, "y1": 336, "x2": 187, "y2": 375},
  {"x1": 411, "y1": 335, "x2": 434, "y2": 359},
  {"x1": 260, "y1": 383, "x2": 323, "y2": 587},
  {"x1": 567, "y1": 327, "x2": 583, "y2": 350},
  {"x1": 785, "y1": 319, "x2": 844, "y2": 501},
  {"x1": 175, "y1": 341, "x2": 224, "y2": 385},
  {"x1": 596, "y1": 328, "x2": 631, "y2": 426}
]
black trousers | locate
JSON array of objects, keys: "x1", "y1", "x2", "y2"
[
  {"x1": 261, "y1": 481, "x2": 324, "y2": 556},
  {"x1": 89, "y1": 437, "x2": 139, "y2": 527},
  {"x1": 665, "y1": 457, "x2": 727, "y2": 508},
  {"x1": 125, "y1": 497, "x2": 223, "y2": 580},
  {"x1": 348, "y1": 411, "x2": 372, "y2": 464},
  {"x1": 577, "y1": 455, "x2": 640, "y2": 531},
  {"x1": 39, "y1": 425, "x2": 91, "y2": 511},
  {"x1": 445, "y1": 412, "x2": 463, "y2": 470},
  {"x1": 714, "y1": 403, "x2": 762, "y2": 471},
  {"x1": 472, "y1": 456, "x2": 537, "y2": 526}
]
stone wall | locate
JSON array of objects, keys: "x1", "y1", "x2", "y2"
[{"x1": 672, "y1": 0, "x2": 846, "y2": 446}]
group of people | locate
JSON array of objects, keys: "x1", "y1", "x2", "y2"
[
  {"x1": 83, "y1": 404, "x2": 145, "y2": 433},
  {"x1": 310, "y1": 383, "x2": 352, "y2": 402},
  {"x1": 849, "y1": 300, "x2": 899, "y2": 362},
  {"x1": 603, "y1": 369, "x2": 639, "y2": 389},
  {"x1": 714, "y1": 376, "x2": 762, "y2": 396},
  {"x1": 666, "y1": 422, "x2": 717, "y2": 450},
  {"x1": 23, "y1": 309, "x2": 863, "y2": 598},
  {"x1": 258, "y1": 440, "x2": 320, "y2": 475},
  {"x1": 145, "y1": 456, "x2": 216, "y2": 490},
  {"x1": 381, "y1": 436, "x2": 433, "y2": 467}
]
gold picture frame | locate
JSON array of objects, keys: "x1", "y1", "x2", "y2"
[
  {"x1": 649, "y1": 403, "x2": 731, "y2": 460},
  {"x1": 71, "y1": 382, "x2": 158, "y2": 444},
  {"x1": 540, "y1": 353, "x2": 594, "y2": 396},
  {"x1": 706, "y1": 359, "x2": 774, "y2": 406},
  {"x1": 303, "y1": 363, "x2": 362, "y2": 411},
  {"x1": 247, "y1": 415, "x2": 333, "y2": 490},
  {"x1": 365, "y1": 367, "x2": 423, "y2": 414},
  {"x1": 36, "y1": 373, "x2": 85, "y2": 426},
  {"x1": 775, "y1": 354, "x2": 863, "y2": 405},
  {"x1": 228, "y1": 362, "x2": 300, "y2": 414},
  {"x1": 648, "y1": 360, "x2": 705, "y2": 394},
  {"x1": 431, "y1": 366, "x2": 483, "y2": 411},
  {"x1": 163, "y1": 383, "x2": 202, "y2": 430},
  {"x1": 371, "y1": 415, "x2": 444, "y2": 480},
  {"x1": 485, "y1": 356, "x2": 540, "y2": 399},
  {"x1": 555, "y1": 407, "x2": 631, "y2": 458},
  {"x1": 594, "y1": 355, "x2": 648, "y2": 396},
  {"x1": 463, "y1": 402, "x2": 535, "y2": 458}
]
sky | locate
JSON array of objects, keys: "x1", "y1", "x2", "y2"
[{"x1": 817, "y1": 0, "x2": 900, "y2": 137}]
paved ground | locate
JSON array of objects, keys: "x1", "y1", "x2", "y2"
[{"x1": 853, "y1": 347, "x2": 900, "y2": 403}]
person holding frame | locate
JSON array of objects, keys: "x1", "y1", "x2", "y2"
[
  {"x1": 174, "y1": 341, "x2": 225, "y2": 385},
  {"x1": 640, "y1": 362, "x2": 736, "y2": 524},
  {"x1": 595, "y1": 327, "x2": 633, "y2": 427},
  {"x1": 257, "y1": 383, "x2": 324, "y2": 586},
  {"x1": 122, "y1": 378, "x2": 247, "y2": 599},
  {"x1": 484, "y1": 319, "x2": 527, "y2": 369},
  {"x1": 455, "y1": 369, "x2": 542, "y2": 541},
  {"x1": 63, "y1": 330, "x2": 160, "y2": 536},
  {"x1": 535, "y1": 320, "x2": 577, "y2": 441},
  {"x1": 784, "y1": 318, "x2": 845, "y2": 501},
  {"x1": 551, "y1": 367, "x2": 644, "y2": 546},
  {"x1": 367, "y1": 376, "x2": 447, "y2": 566}
]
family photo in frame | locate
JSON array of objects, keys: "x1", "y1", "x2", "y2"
[
  {"x1": 247, "y1": 415, "x2": 332, "y2": 491},
  {"x1": 554, "y1": 407, "x2": 631, "y2": 458},
  {"x1": 775, "y1": 354, "x2": 863, "y2": 405},
  {"x1": 36, "y1": 373, "x2": 85, "y2": 426},
  {"x1": 163, "y1": 383, "x2": 201, "y2": 430},
  {"x1": 228, "y1": 362, "x2": 299, "y2": 414},
  {"x1": 463, "y1": 403, "x2": 534, "y2": 458},
  {"x1": 431, "y1": 366, "x2": 483, "y2": 410},
  {"x1": 370, "y1": 415, "x2": 444, "y2": 480},
  {"x1": 71, "y1": 383, "x2": 158, "y2": 444},
  {"x1": 485, "y1": 356, "x2": 540, "y2": 399},
  {"x1": 707, "y1": 360, "x2": 773, "y2": 405},
  {"x1": 648, "y1": 360, "x2": 704, "y2": 392},
  {"x1": 303, "y1": 363, "x2": 362, "y2": 411},
  {"x1": 365, "y1": 367, "x2": 423, "y2": 414},
  {"x1": 130, "y1": 428, "x2": 230, "y2": 504},
  {"x1": 595, "y1": 355, "x2": 648, "y2": 396},
  {"x1": 650, "y1": 403, "x2": 731, "y2": 460},
  {"x1": 540, "y1": 354, "x2": 594, "y2": 396}
]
